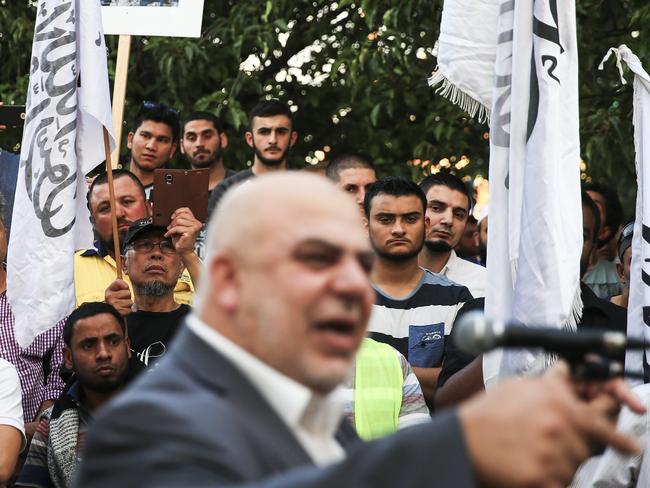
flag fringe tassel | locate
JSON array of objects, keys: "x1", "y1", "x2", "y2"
[{"x1": 428, "y1": 70, "x2": 491, "y2": 124}]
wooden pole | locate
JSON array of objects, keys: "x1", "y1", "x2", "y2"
[
  {"x1": 103, "y1": 126, "x2": 123, "y2": 280},
  {"x1": 110, "y1": 34, "x2": 132, "y2": 167}
]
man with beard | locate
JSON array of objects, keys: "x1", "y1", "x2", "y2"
[
  {"x1": 181, "y1": 112, "x2": 235, "y2": 192},
  {"x1": 74, "y1": 170, "x2": 200, "y2": 307},
  {"x1": 364, "y1": 177, "x2": 473, "y2": 406},
  {"x1": 418, "y1": 173, "x2": 486, "y2": 298},
  {"x1": 16, "y1": 302, "x2": 131, "y2": 488},
  {"x1": 105, "y1": 219, "x2": 192, "y2": 367},
  {"x1": 127, "y1": 102, "x2": 180, "y2": 198},
  {"x1": 180, "y1": 112, "x2": 236, "y2": 261},
  {"x1": 206, "y1": 99, "x2": 297, "y2": 216}
]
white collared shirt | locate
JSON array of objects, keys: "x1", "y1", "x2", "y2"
[
  {"x1": 437, "y1": 249, "x2": 486, "y2": 298},
  {"x1": 186, "y1": 314, "x2": 346, "y2": 466}
]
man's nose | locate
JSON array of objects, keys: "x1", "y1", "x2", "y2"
[
  {"x1": 391, "y1": 221, "x2": 405, "y2": 235},
  {"x1": 115, "y1": 203, "x2": 126, "y2": 219},
  {"x1": 332, "y1": 256, "x2": 373, "y2": 299},
  {"x1": 440, "y1": 208, "x2": 453, "y2": 225},
  {"x1": 96, "y1": 342, "x2": 111, "y2": 361}
]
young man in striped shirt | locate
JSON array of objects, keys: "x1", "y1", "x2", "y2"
[{"x1": 364, "y1": 177, "x2": 472, "y2": 407}]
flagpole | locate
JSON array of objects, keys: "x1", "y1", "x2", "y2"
[
  {"x1": 103, "y1": 126, "x2": 123, "y2": 279},
  {"x1": 110, "y1": 34, "x2": 131, "y2": 167}
]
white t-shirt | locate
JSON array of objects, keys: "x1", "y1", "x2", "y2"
[{"x1": 0, "y1": 358, "x2": 26, "y2": 450}]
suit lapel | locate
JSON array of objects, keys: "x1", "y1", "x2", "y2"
[{"x1": 170, "y1": 327, "x2": 313, "y2": 470}]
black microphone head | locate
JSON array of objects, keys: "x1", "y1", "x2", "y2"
[{"x1": 454, "y1": 311, "x2": 502, "y2": 356}]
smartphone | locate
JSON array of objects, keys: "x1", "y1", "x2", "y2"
[
  {"x1": 0, "y1": 105, "x2": 26, "y2": 127},
  {"x1": 152, "y1": 169, "x2": 209, "y2": 226}
]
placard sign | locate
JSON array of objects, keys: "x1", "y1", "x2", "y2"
[{"x1": 101, "y1": 0, "x2": 204, "y2": 38}]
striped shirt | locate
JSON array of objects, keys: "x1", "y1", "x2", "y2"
[
  {"x1": 18, "y1": 382, "x2": 91, "y2": 488},
  {"x1": 0, "y1": 291, "x2": 65, "y2": 422},
  {"x1": 367, "y1": 269, "x2": 473, "y2": 368}
]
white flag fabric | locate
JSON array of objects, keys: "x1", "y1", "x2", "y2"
[
  {"x1": 433, "y1": 0, "x2": 583, "y2": 384},
  {"x1": 485, "y1": 0, "x2": 583, "y2": 383},
  {"x1": 429, "y1": 0, "x2": 498, "y2": 124},
  {"x1": 599, "y1": 45, "x2": 650, "y2": 387},
  {"x1": 7, "y1": 0, "x2": 115, "y2": 347}
]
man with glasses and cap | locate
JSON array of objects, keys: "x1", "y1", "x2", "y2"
[
  {"x1": 127, "y1": 101, "x2": 180, "y2": 198},
  {"x1": 105, "y1": 218, "x2": 193, "y2": 368}
]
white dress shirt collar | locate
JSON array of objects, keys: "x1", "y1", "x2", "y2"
[
  {"x1": 439, "y1": 249, "x2": 457, "y2": 276},
  {"x1": 186, "y1": 314, "x2": 346, "y2": 464}
]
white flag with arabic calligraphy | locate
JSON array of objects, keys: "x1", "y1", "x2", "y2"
[{"x1": 8, "y1": 0, "x2": 115, "y2": 347}]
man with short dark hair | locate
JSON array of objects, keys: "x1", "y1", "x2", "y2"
[
  {"x1": 364, "y1": 176, "x2": 473, "y2": 406},
  {"x1": 583, "y1": 182, "x2": 625, "y2": 298},
  {"x1": 455, "y1": 215, "x2": 481, "y2": 264},
  {"x1": 181, "y1": 111, "x2": 235, "y2": 192},
  {"x1": 127, "y1": 101, "x2": 180, "y2": 196},
  {"x1": 17, "y1": 302, "x2": 131, "y2": 488},
  {"x1": 74, "y1": 169, "x2": 199, "y2": 307},
  {"x1": 206, "y1": 99, "x2": 297, "y2": 216},
  {"x1": 418, "y1": 173, "x2": 486, "y2": 298},
  {"x1": 105, "y1": 219, "x2": 192, "y2": 367},
  {"x1": 181, "y1": 112, "x2": 236, "y2": 260},
  {"x1": 325, "y1": 154, "x2": 377, "y2": 214}
]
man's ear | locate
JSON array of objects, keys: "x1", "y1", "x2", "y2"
[
  {"x1": 220, "y1": 132, "x2": 229, "y2": 150},
  {"x1": 169, "y1": 142, "x2": 178, "y2": 159},
  {"x1": 127, "y1": 131, "x2": 135, "y2": 150},
  {"x1": 289, "y1": 131, "x2": 298, "y2": 147},
  {"x1": 121, "y1": 254, "x2": 129, "y2": 274},
  {"x1": 245, "y1": 131, "x2": 253, "y2": 149},
  {"x1": 209, "y1": 253, "x2": 240, "y2": 314},
  {"x1": 179, "y1": 140, "x2": 186, "y2": 155},
  {"x1": 424, "y1": 215, "x2": 431, "y2": 234},
  {"x1": 64, "y1": 346, "x2": 73, "y2": 371}
]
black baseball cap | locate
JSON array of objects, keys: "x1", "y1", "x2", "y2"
[{"x1": 121, "y1": 218, "x2": 167, "y2": 254}]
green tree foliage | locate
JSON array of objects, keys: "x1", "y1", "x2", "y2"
[{"x1": 0, "y1": 1, "x2": 648, "y2": 211}]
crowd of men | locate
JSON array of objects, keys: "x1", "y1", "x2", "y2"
[{"x1": 0, "y1": 98, "x2": 645, "y2": 487}]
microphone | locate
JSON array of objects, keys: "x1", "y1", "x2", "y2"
[{"x1": 454, "y1": 311, "x2": 646, "y2": 359}]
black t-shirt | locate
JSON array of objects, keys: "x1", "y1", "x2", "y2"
[{"x1": 127, "y1": 304, "x2": 191, "y2": 367}]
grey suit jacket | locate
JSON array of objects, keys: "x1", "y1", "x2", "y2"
[{"x1": 76, "y1": 326, "x2": 476, "y2": 487}]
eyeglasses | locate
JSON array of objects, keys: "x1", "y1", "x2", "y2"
[
  {"x1": 141, "y1": 100, "x2": 179, "y2": 116},
  {"x1": 128, "y1": 239, "x2": 176, "y2": 255}
]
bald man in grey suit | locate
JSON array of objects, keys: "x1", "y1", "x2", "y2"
[{"x1": 77, "y1": 173, "x2": 642, "y2": 488}]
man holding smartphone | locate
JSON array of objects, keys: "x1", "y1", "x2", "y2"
[{"x1": 74, "y1": 169, "x2": 202, "y2": 307}]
